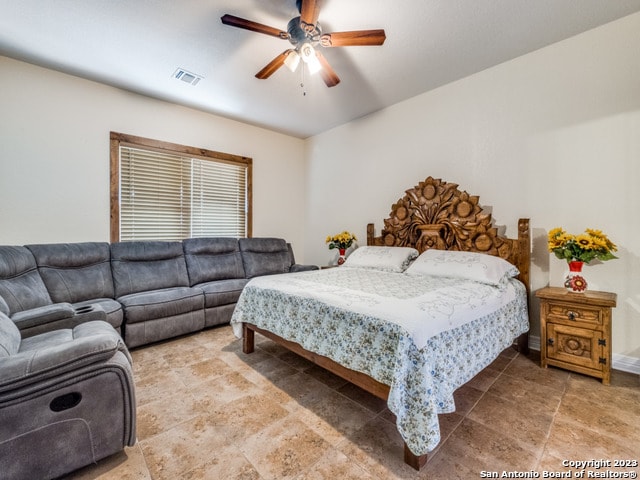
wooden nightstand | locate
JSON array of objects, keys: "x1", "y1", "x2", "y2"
[{"x1": 535, "y1": 286, "x2": 617, "y2": 385}]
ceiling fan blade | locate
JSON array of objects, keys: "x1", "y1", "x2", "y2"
[
  {"x1": 299, "y1": 0, "x2": 321, "y2": 30},
  {"x1": 315, "y1": 51, "x2": 340, "y2": 87},
  {"x1": 320, "y1": 29, "x2": 386, "y2": 47},
  {"x1": 221, "y1": 14, "x2": 288, "y2": 39},
  {"x1": 255, "y1": 50, "x2": 292, "y2": 79}
]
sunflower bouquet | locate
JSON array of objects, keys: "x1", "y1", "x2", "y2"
[
  {"x1": 325, "y1": 231, "x2": 357, "y2": 251},
  {"x1": 547, "y1": 227, "x2": 618, "y2": 264}
]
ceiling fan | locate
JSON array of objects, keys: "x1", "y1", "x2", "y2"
[{"x1": 221, "y1": 0, "x2": 386, "y2": 87}]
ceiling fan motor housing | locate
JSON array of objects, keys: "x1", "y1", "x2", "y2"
[{"x1": 287, "y1": 16, "x2": 321, "y2": 47}]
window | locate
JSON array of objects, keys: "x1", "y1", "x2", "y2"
[{"x1": 110, "y1": 132, "x2": 252, "y2": 242}]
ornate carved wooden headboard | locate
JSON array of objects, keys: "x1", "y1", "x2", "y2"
[{"x1": 366, "y1": 176, "x2": 531, "y2": 294}]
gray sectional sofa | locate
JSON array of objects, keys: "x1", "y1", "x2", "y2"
[
  {"x1": 0, "y1": 237, "x2": 317, "y2": 348},
  {"x1": 0, "y1": 236, "x2": 316, "y2": 480}
]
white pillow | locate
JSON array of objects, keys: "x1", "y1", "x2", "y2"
[
  {"x1": 343, "y1": 246, "x2": 419, "y2": 273},
  {"x1": 404, "y1": 249, "x2": 519, "y2": 286}
]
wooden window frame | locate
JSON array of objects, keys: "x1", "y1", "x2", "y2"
[{"x1": 110, "y1": 132, "x2": 252, "y2": 242}]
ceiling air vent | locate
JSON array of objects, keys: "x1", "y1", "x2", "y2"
[{"x1": 173, "y1": 68, "x2": 203, "y2": 86}]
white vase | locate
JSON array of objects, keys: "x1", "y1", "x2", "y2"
[{"x1": 564, "y1": 261, "x2": 588, "y2": 292}]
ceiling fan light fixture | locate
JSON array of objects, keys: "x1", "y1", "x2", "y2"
[
  {"x1": 284, "y1": 50, "x2": 300, "y2": 72},
  {"x1": 299, "y1": 43, "x2": 322, "y2": 75},
  {"x1": 306, "y1": 54, "x2": 322, "y2": 75},
  {"x1": 299, "y1": 43, "x2": 315, "y2": 62}
]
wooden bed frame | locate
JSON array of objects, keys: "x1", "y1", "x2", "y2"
[{"x1": 242, "y1": 176, "x2": 531, "y2": 470}]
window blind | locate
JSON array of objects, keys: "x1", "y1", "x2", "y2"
[{"x1": 119, "y1": 146, "x2": 247, "y2": 241}]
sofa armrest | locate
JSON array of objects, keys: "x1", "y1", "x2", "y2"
[
  {"x1": 0, "y1": 321, "x2": 128, "y2": 394},
  {"x1": 12, "y1": 303, "x2": 108, "y2": 338},
  {"x1": 285, "y1": 243, "x2": 318, "y2": 272},
  {"x1": 11, "y1": 303, "x2": 75, "y2": 331},
  {"x1": 289, "y1": 264, "x2": 319, "y2": 272}
]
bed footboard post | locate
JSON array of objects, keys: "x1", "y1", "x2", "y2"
[
  {"x1": 517, "y1": 332, "x2": 530, "y2": 355},
  {"x1": 404, "y1": 444, "x2": 428, "y2": 470},
  {"x1": 242, "y1": 323, "x2": 255, "y2": 354}
]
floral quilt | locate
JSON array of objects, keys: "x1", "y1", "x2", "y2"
[{"x1": 230, "y1": 267, "x2": 529, "y2": 455}]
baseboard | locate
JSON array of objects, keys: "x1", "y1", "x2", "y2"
[
  {"x1": 527, "y1": 335, "x2": 640, "y2": 375},
  {"x1": 612, "y1": 353, "x2": 640, "y2": 375},
  {"x1": 528, "y1": 335, "x2": 541, "y2": 352}
]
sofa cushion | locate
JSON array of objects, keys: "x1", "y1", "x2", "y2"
[
  {"x1": 110, "y1": 241, "x2": 190, "y2": 298},
  {"x1": 196, "y1": 278, "x2": 249, "y2": 308},
  {"x1": 117, "y1": 287, "x2": 204, "y2": 324},
  {"x1": 0, "y1": 246, "x2": 52, "y2": 314},
  {"x1": 239, "y1": 238, "x2": 292, "y2": 279},
  {"x1": 183, "y1": 238, "x2": 245, "y2": 285},
  {"x1": 27, "y1": 242, "x2": 115, "y2": 303}
]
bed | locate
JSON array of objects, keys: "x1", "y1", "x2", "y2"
[{"x1": 230, "y1": 176, "x2": 531, "y2": 470}]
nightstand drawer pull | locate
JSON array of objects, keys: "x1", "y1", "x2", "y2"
[
  {"x1": 567, "y1": 311, "x2": 578, "y2": 320},
  {"x1": 547, "y1": 338, "x2": 554, "y2": 346}
]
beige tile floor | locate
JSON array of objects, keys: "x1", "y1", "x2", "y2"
[{"x1": 67, "y1": 325, "x2": 640, "y2": 480}]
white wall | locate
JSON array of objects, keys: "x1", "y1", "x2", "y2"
[
  {"x1": 304, "y1": 13, "x2": 640, "y2": 369},
  {"x1": 0, "y1": 56, "x2": 307, "y2": 257}
]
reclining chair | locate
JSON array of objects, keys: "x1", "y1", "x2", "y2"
[{"x1": 0, "y1": 312, "x2": 136, "y2": 480}]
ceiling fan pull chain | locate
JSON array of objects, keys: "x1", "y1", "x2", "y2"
[{"x1": 300, "y1": 65, "x2": 307, "y2": 96}]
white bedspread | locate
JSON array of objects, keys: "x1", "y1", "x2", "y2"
[
  {"x1": 232, "y1": 267, "x2": 519, "y2": 350},
  {"x1": 230, "y1": 267, "x2": 529, "y2": 455}
]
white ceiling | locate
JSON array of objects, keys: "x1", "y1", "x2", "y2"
[{"x1": 1, "y1": 0, "x2": 640, "y2": 138}]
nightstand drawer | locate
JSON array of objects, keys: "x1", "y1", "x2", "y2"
[
  {"x1": 546, "y1": 323, "x2": 604, "y2": 372},
  {"x1": 545, "y1": 301, "x2": 601, "y2": 327}
]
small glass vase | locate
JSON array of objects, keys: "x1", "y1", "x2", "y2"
[
  {"x1": 564, "y1": 260, "x2": 588, "y2": 292},
  {"x1": 337, "y1": 248, "x2": 346, "y2": 265}
]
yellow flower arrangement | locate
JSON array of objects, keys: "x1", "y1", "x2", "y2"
[
  {"x1": 547, "y1": 227, "x2": 617, "y2": 264},
  {"x1": 325, "y1": 231, "x2": 357, "y2": 251}
]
